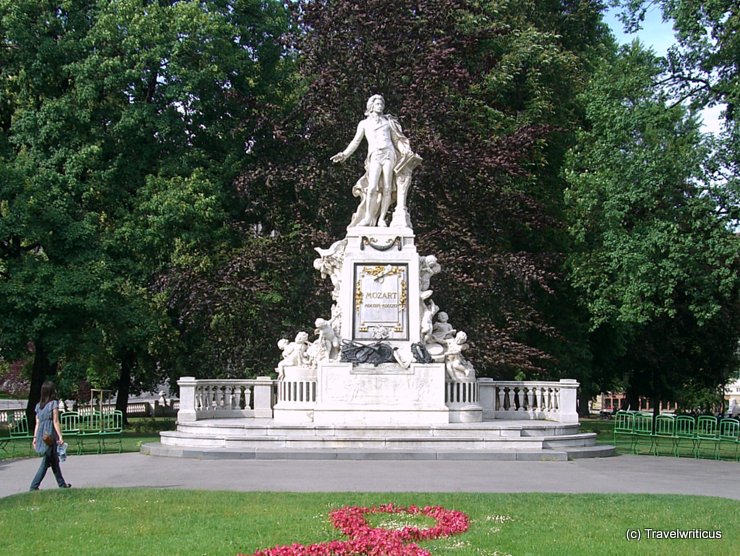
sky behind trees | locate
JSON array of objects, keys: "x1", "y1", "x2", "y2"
[{"x1": 604, "y1": 5, "x2": 724, "y2": 134}]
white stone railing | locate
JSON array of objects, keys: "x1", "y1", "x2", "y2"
[
  {"x1": 445, "y1": 381, "x2": 479, "y2": 406},
  {"x1": 177, "y1": 377, "x2": 274, "y2": 422},
  {"x1": 0, "y1": 400, "x2": 181, "y2": 424},
  {"x1": 0, "y1": 408, "x2": 26, "y2": 424},
  {"x1": 278, "y1": 379, "x2": 317, "y2": 405},
  {"x1": 176, "y1": 377, "x2": 579, "y2": 424},
  {"x1": 478, "y1": 379, "x2": 579, "y2": 424}
]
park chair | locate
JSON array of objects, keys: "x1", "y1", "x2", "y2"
[
  {"x1": 716, "y1": 418, "x2": 740, "y2": 461},
  {"x1": 613, "y1": 411, "x2": 635, "y2": 452},
  {"x1": 651, "y1": 414, "x2": 675, "y2": 456},
  {"x1": 632, "y1": 412, "x2": 654, "y2": 454},
  {"x1": 673, "y1": 415, "x2": 695, "y2": 457},
  {"x1": 60, "y1": 411, "x2": 80, "y2": 439},
  {"x1": 694, "y1": 415, "x2": 718, "y2": 458},
  {"x1": 77, "y1": 411, "x2": 103, "y2": 454},
  {"x1": 100, "y1": 410, "x2": 123, "y2": 453},
  {"x1": 8, "y1": 413, "x2": 33, "y2": 457}
]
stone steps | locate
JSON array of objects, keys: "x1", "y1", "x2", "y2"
[
  {"x1": 142, "y1": 443, "x2": 577, "y2": 461},
  {"x1": 150, "y1": 418, "x2": 614, "y2": 460}
]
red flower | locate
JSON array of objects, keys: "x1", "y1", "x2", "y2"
[{"x1": 241, "y1": 504, "x2": 469, "y2": 556}]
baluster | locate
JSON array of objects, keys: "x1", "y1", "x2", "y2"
[
  {"x1": 233, "y1": 385, "x2": 241, "y2": 409},
  {"x1": 527, "y1": 387, "x2": 534, "y2": 411},
  {"x1": 202, "y1": 385, "x2": 210, "y2": 411},
  {"x1": 534, "y1": 387, "x2": 542, "y2": 414},
  {"x1": 208, "y1": 385, "x2": 215, "y2": 410},
  {"x1": 497, "y1": 387, "x2": 504, "y2": 410}
]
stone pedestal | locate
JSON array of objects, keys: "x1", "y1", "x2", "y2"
[
  {"x1": 273, "y1": 366, "x2": 317, "y2": 424},
  {"x1": 338, "y1": 227, "x2": 421, "y2": 352},
  {"x1": 313, "y1": 362, "x2": 449, "y2": 425}
]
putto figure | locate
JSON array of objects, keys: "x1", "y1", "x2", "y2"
[{"x1": 331, "y1": 94, "x2": 421, "y2": 228}]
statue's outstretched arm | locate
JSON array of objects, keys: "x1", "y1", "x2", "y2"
[{"x1": 331, "y1": 121, "x2": 365, "y2": 163}]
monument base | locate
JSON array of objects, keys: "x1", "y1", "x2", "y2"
[{"x1": 313, "y1": 361, "x2": 449, "y2": 426}]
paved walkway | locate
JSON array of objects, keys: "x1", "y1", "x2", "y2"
[{"x1": 1, "y1": 452, "x2": 739, "y2": 499}]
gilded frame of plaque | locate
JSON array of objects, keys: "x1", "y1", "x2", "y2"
[{"x1": 352, "y1": 263, "x2": 409, "y2": 341}]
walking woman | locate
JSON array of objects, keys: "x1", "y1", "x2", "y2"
[{"x1": 29, "y1": 381, "x2": 71, "y2": 490}]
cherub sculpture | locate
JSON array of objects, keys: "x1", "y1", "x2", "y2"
[
  {"x1": 276, "y1": 331, "x2": 311, "y2": 379},
  {"x1": 443, "y1": 331, "x2": 475, "y2": 381},
  {"x1": 315, "y1": 318, "x2": 341, "y2": 361}
]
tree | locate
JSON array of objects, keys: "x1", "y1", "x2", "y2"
[
  {"x1": 616, "y1": 0, "x2": 740, "y2": 224},
  {"x1": 564, "y1": 42, "x2": 740, "y2": 410},
  {"x1": 0, "y1": 0, "x2": 292, "y2": 420},
  {"x1": 228, "y1": 0, "x2": 609, "y2": 377}
]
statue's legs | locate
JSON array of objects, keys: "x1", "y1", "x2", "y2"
[
  {"x1": 377, "y1": 157, "x2": 396, "y2": 227},
  {"x1": 364, "y1": 161, "x2": 383, "y2": 226}
]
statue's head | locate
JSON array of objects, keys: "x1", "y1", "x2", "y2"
[
  {"x1": 278, "y1": 338, "x2": 289, "y2": 349},
  {"x1": 455, "y1": 331, "x2": 467, "y2": 343},
  {"x1": 365, "y1": 94, "x2": 385, "y2": 116},
  {"x1": 295, "y1": 331, "x2": 309, "y2": 343},
  {"x1": 437, "y1": 312, "x2": 448, "y2": 323}
]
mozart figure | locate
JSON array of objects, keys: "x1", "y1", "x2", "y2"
[{"x1": 331, "y1": 94, "x2": 420, "y2": 228}]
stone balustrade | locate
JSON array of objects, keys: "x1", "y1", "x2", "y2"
[
  {"x1": 478, "y1": 378, "x2": 579, "y2": 424},
  {"x1": 177, "y1": 376, "x2": 579, "y2": 424},
  {"x1": 445, "y1": 381, "x2": 479, "y2": 405},
  {"x1": 277, "y1": 379, "x2": 317, "y2": 405},
  {"x1": 177, "y1": 377, "x2": 274, "y2": 422}
]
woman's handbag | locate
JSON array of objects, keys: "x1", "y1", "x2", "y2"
[{"x1": 42, "y1": 433, "x2": 54, "y2": 447}]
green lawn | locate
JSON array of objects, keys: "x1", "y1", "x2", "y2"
[{"x1": 0, "y1": 490, "x2": 736, "y2": 555}]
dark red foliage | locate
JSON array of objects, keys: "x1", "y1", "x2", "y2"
[{"x1": 228, "y1": 0, "x2": 606, "y2": 375}]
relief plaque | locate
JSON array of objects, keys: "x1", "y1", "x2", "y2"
[{"x1": 352, "y1": 263, "x2": 409, "y2": 341}]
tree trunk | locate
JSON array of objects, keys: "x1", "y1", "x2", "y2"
[
  {"x1": 26, "y1": 341, "x2": 57, "y2": 430},
  {"x1": 115, "y1": 350, "x2": 135, "y2": 425},
  {"x1": 577, "y1": 389, "x2": 592, "y2": 417},
  {"x1": 625, "y1": 387, "x2": 639, "y2": 412}
]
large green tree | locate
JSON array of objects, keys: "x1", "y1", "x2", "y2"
[
  {"x1": 0, "y1": 0, "x2": 291, "y2": 420},
  {"x1": 564, "y1": 42, "x2": 740, "y2": 410}
]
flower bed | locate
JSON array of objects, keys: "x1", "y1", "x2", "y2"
[{"x1": 243, "y1": 504, "x2": 470, "y2": 556}]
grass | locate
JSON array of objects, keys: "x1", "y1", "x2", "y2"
[{"x1": 0, "y1": 490, "x2": 737, "y2": 555}]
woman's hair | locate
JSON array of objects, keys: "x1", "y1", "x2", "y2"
[
  {"x1": 39, "y1": 380, "x2": 58, "y2": 406},
  {"x1": 365, "y1": 94, "x2": 385, "y2": 116}
]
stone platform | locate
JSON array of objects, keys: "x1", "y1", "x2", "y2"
[{"x1": 144, "y1": 418, "x2": 614, "y2": 461}]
